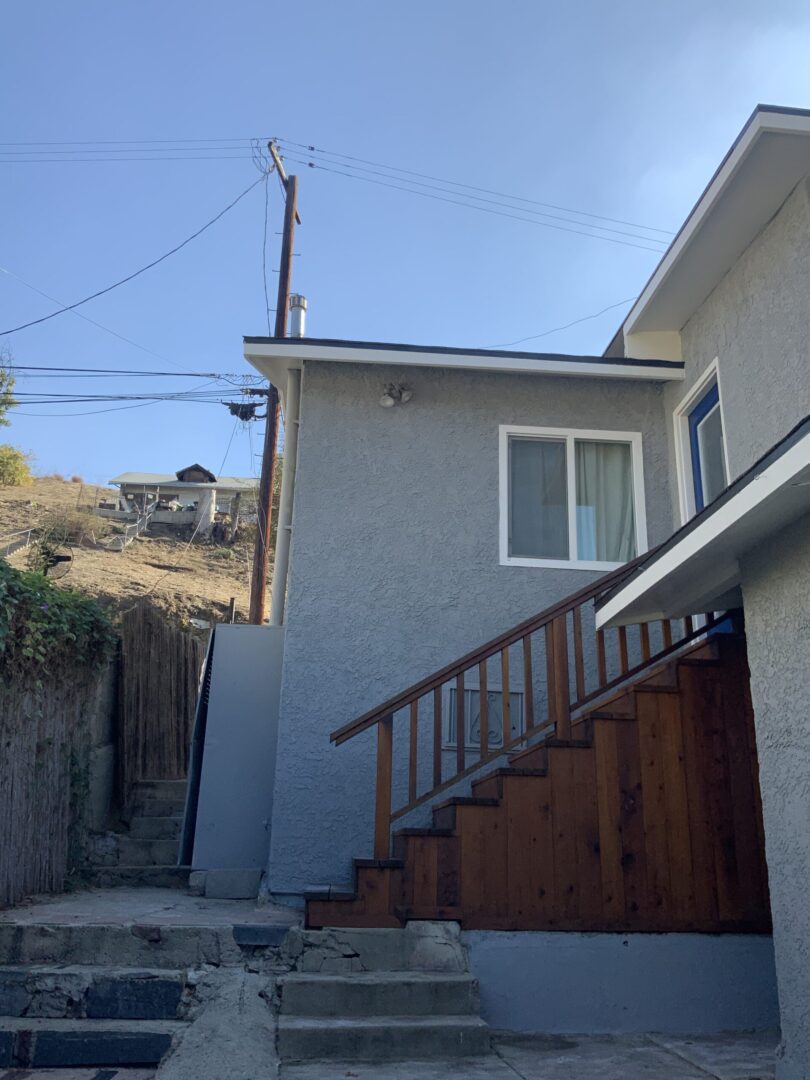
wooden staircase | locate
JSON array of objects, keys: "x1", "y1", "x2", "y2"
[{"x1": 307, "y1": 634, "x2": 770, "y2": 933}]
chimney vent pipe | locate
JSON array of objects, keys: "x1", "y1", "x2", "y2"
[{"x1": 289, "y1": 294, "x2": 307, "y2": 338}]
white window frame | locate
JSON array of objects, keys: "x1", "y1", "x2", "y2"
[
  {"x1": 499, "y1": 425, "x2": 648, "y2": 571},
  {"x1": 673, "y1": 359, "x2": 731, "y2": 524}
]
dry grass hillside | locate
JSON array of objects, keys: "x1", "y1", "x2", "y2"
[{"x1": 0, "y1": 476, "x2": 256, "y2": 625}]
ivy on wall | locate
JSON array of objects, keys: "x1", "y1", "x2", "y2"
[{"x1": 0, "y1": 560, "x2": 116, "y2": 684}]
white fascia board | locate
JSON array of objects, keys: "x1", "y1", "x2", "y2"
[
  {"x1": 595, "y1": 432, "x2": 810, "y2": 629},
  {"x1": 624, "y1": 108, "x2": 810, "y2": 338},
  {"x1": 243, "y1": 341, "x2": 683, "y2": 383}
]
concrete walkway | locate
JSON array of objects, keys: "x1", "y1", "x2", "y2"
[
  {"x1": 282, "y1": 1031, "x2": 778, "y2": 1079},
  {"x1": 0, "y1": 886, "x2": 300, "y2": 929}
]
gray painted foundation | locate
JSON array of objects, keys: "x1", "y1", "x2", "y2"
[
  {"x1": 192, "y1": 625, "x2": 285, "y2": 893},
  {"x1": 464, "y1": 932, "x2": 779, "y2": 1034}
]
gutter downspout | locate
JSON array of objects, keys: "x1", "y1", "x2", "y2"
[{"x1": 269, "y1": 366, "x2": 301, "y2": 626}]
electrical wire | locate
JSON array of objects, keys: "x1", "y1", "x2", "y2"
[
  {"x1": 275, "y1": 137, "x2": 675, "y2": 237},
  {"x1": 282, "y1": 155, "x2": 666, "y2": 254},
  {"x1": 0, "y1": 175, "x2": 266, "y2": 336},
  {"x1": 0, "y1": 265, "x2": 216, "y2": 376},
  {"x1": 484, "y1": 297, "x2": 638, "y2": 349},
  {"x1": 278, "y1": 153, "x2": 667, "y2": 246},
  {"x1": 9, "y1": 364, "x2": 259, "y2": 378}
]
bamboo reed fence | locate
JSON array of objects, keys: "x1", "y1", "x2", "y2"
[{"x1": 0, "y1": 669, "x2": 112, "y2": 908}]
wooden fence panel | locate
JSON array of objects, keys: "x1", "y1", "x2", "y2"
[{"x1": 117, "y1": 602, "x2": 206, "y2": 792}]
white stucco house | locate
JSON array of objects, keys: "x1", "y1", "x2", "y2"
[{"x1": 186, "y1": 105, "x2": 810, "y2": 1074}]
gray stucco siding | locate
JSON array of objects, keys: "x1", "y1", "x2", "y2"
[
  {"x1": 268, "y1": 360, "x2": 675, "y2": 895},
  {"x1": 666, "y1": 177, "x2": 810, "y2": 503},
  {"x1": 740, "y1": 512, "x2": 810, "y2": 1080}
]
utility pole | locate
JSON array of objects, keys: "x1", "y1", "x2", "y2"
[{"x1": 248, "y1": 143, "x2": 299, "y2": 624}]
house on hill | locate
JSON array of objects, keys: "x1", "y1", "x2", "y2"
[
  {"x1": 106, "y1": 465, "x2": 256, "y2": 536},
  {"x1": 183, "y1": 105, "x2": 810, "y2": 1072}
]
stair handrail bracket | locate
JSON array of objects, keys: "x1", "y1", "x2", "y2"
[{"x1": 332, "y1": 548, "x2": 720, "y2": 859}]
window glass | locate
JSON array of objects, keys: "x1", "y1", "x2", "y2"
[
  {"x1": 575, "y1": 440, "x2": 636, "y2": 562},
  {"x1": 509, "y1": 437, "x2": 568, "y2": 559},
  {"x1": 697, "y1": 404, "x2": 727, "y2": 506}
]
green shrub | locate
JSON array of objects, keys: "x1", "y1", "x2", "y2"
[
  {"x1": 0, "y1": 445, "x2": 33, "y2": 486},
  {"x1": 0, "y1": 559, "x2": 116, "y2": 684}
]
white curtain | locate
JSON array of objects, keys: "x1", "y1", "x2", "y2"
[
  {"x1": 575, "y1": 441, "x2": 635, "y2": 562},
  {"x1": 509, "y1": 437, "x2": 568, "y2": 559}
]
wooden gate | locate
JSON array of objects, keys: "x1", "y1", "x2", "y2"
[{"x1": 118, "y1": 601, "x2": 207, "y2": 793}]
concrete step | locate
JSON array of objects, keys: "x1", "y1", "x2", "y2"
[
  {"x1": 129, "y1": 815, "x2": 183, "y2": 840},
  {"x1": 0, "y1": 1016, "x2": 182, "y2": 1068},
  {"x1": 277, "y1": 1014, "x2": 491, "y2": 1062},
  {"x1": 116, "y1": 837, "x2": 180, "y2": 867},
  {"x1": 132, "y1": 780, "x2": 188, "y2": 799},
  {"x1": 0, "y1": 965, "x2": 189, "y2": 1021},
  {"x1": 288, "y1": 923, "x2": 468, "y2": 973},
  {"x1": 87, "y1": 866, "x2": 190, "y2": 889},
  {"x1": 278, "y1": 972, "x2": 478, "y2": 1017},
  {"x1": 128, "y1": 796, "x2": 187, "y2": 819},
  {"x1": 0, "y1": 922, "x2": 280, "y2": 969}
]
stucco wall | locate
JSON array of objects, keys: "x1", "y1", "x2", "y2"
[
  {"x1": 740, "y1": 512, "x2": 810, "y2": 1080},
  {"x1": 465, "y1": 931, "x2": 778, "y2": 1034},
  {"x1": 268, "y1": 360, "x2": 674, "y2": 896},
  {"x1": 665, "y1": 177, "x2": 810, "y2": 503}
]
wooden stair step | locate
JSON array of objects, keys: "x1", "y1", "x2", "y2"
[
  {"x1": 432, "y1": 796, "x2": 499, "y2": 830},
  {"x1": 472, "y1": 767, "x2": 547, "y2": 799}
]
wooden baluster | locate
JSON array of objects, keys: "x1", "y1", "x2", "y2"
[
  {"x1": 549, "y1": 615, "x2": 571, "y2": 740},
  {"x1": 501, "y1": 648, "x2": 511, "y2": 748},
  {"x1": 374, "y1": 715, "x2": 393, "y2": 859},
  {"x1": 684, "y1": 615, "x2": 694, "y2": 637},
  {"x1": 640, "y1": 622, "x2": 651, "y2": 662},
  {"x1": 522, "y1": 635, "x2": 535, "y2": 732},
  {"x1": 572, "y1": 605, "x2": 586, "y2": 703},
  {"x1": 618, "y1": 625, "x2": 629, "y2": 674},
  {"x1": 433, "y1": 688, "x2": 442, "y2": 790},
  {"x1": 596, "y1": 627, "x2": 607, "y2": 686},
  {"x1": 662, "y1": 619, "x2": 673, "y2": 648},
  {"x1": 408, "y1": 701, "x2": 418, "y2": 805},
  {"x1": 456, "y1": 672, "x2": 466, "y2": 777},
  {"x1": 478, "y1": 660, "x2": 489, "y2": 760}
]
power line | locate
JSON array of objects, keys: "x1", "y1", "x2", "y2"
[
  {"x1": 9, "y1": 364, "x2": 259, "y2": 378},
  {"x1": 283, "y1": 155, "x2": 666, "y2": 254},
  {"x1": 277, "y1": 151, "x2": 668, "y2": 246},
  {"x1": 276, "y1": 137, "x2": 675, "y2": 237},
  {"x1": 0, "y1": 175, "x2": 266, "y2": 336},
  {"x1": 484, "y1": 297, "x2": 638, "y2": 349}
]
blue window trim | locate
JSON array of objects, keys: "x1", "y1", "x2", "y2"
[{"x1": 688, "y1": 382, "x2": 720, "y2": 511}]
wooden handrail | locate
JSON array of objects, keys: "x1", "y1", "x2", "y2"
[{"x1": 331, "y1": 550, "x2": 651, "y2": 746}]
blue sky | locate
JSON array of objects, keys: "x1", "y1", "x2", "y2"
[{"x1": 3, "y1": 0, "x2": 810, "y2": 483}]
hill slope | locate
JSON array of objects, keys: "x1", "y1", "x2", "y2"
[{"x1": 0, "y1": 477, "x2": 256, "y2": 625}]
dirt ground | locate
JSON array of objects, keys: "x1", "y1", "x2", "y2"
[{"x1": 0, "y1": 476, "x2": 255, "y2": 625}]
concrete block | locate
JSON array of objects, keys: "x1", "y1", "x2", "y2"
[
  {"x1": 288, "y1": 923, "x2": 467, "y2": 974},
  {"x1": 31, "y1": 1028, "x2": 175, "y2": 1067},
  {"x1": 86, "y1": 974, "x2": 185, "y2": 1020},
  {"x1": 277, "y1": 1014, "x2": 491, "y2": 1062},
  {"x1": 204, "y1": 869, "x2": 261, "y2": 900},
  {"x1": 0, "y1": 1029, "x2": 12, "y2": 1067},
  {"x1": 187, "y1": 871, "x2": 206, "y2": 896},
  {"x1": 232, "y1": 924, "x2": 289, "y2": 948}
]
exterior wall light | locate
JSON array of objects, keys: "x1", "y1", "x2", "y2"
[{"x1": 379, "y1": 383, "x2": 412, "y2": 408}]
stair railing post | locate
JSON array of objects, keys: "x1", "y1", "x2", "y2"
[
  {"x1": 549, "y1": 615, "x2": 571, "y2": 740},
  {"x1": 374, "y1": 715, "x2": 394, "y2": 859}
]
